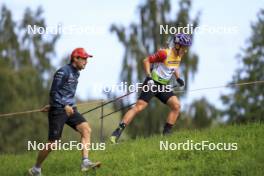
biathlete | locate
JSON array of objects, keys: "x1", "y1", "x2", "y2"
[{"x1": 110, "y1": 33, "x2": 192, "y2": 144}]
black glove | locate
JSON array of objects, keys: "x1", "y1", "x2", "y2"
[{"x1": 176, "y1": 78, "x2": 185, "y2": 87}]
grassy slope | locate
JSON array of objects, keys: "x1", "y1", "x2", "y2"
[{"x1": 1, "y1": 123, "x2": 263, "y2": 176}]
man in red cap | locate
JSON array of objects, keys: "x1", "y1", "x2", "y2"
[{"x1": 28, "y1": 48, "x2": 100, "y2": 176}]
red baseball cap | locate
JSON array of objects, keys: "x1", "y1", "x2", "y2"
[{"x1": 71, "y1": 48, "x2": 93, "y2": 59}]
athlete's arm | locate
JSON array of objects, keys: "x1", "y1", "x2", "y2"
[
  {"x1": 50, "y1": 69, "x2": 68, "y2": 107},
  {"x1": 174, "y1": 69, "x2": 180, "y2": 79},
  {"x1": 143, "y1": 58, "x2": 151, "y2": 77},
  {"x1": 143, "y1": 49, "x2": 167, "y2": 77}
]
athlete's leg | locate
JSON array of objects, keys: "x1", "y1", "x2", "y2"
[
  {"x1": 28, "y1": 140, "x2": 57, "y2": 176},
  {"x1": 65, "y1": 109, "x2": 100, "y2": 171},
  {"x1": 35, "y1": 140, "x2": 56, "y2": 167},
  {"x1": 76, "y1": 122, "x2": 91, "y2": 159},
  {"x1": 110, "y1": 77, "x2": 155, "y2": 143},
  {"x1": 110, "y1": 100, "x2": 148, "y2": 143},
  {"x1": 75, "y1": 121, "x2": 100, "y2": 171},
  {"x1": 122, "y1": 100, "x2": 148, "y2": 125},
  {"x1": 163, "y1": 96, "x2": 181, "y2": 134},
  {"x1": 29, "y1": 107, "x2": 66, "y2": 175}
]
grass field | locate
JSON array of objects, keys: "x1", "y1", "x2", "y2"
[{"x1": 1, "y1": 122, "x2": 263, "y2": 176}]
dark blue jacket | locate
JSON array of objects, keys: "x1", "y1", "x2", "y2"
[{"x1": 49, "y1": 64, "x2": 80, "y2": 108}]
